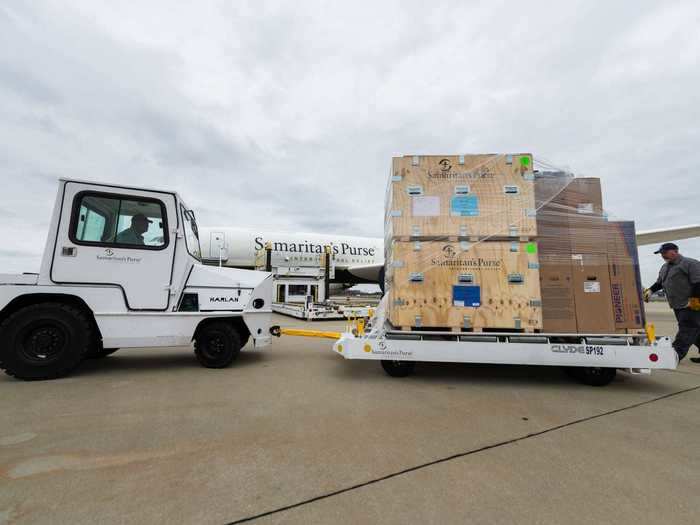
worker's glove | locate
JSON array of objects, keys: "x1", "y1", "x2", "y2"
[
  {"x1": 689, "y1": 297, "x2": 700, "y2": 311},
  {"x1": 643, "y1": 289, "x2": 652, "y2": 303}
]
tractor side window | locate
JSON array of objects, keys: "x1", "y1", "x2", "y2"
[
  {"x1": 74, "y1": 196, "x2": 117, "y2": 242},
  {"x1": 115, "y1": 199, "x2": 165, "y2": 247},
  {"x1": 71, "y1": 193, "x2": 168, "y2": 249}
]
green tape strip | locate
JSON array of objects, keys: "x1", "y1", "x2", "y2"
[
  {"x1": 526, "y1": 242, "x2": 537, "y2": 254},
  {"x1": 520, "y1": 155, "x2": 531, "y2": 167}
]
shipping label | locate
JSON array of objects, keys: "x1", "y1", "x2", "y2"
[
  {"x1": 584, "y1": 281, "x2": 601, "y2": 293},
  {"x1": 412, "y1": 195, "x2": 440, "y2": 217},
  {"x1": 450, "y1": 195, "x2": 479, "y2": 216},
  {"x1": 453, "y1": 285, "x2": 481, "y2": 307}
]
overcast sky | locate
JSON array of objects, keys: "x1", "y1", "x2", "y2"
[{"x1": 1, "y1": 0, "x2": 699, "y2": 284}]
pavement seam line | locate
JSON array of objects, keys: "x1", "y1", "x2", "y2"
[{"x1": 224, "y1": 384, "x2": 700, "y2": 525}]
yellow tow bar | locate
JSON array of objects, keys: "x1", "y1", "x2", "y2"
[
  {"x1": 270, "y1": 315, "x2": 370, "y2": 341},
  {"x1": 271, "y1": 327, "x2": 342, "y2": 340}
]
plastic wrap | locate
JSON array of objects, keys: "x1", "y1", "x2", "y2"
[{"x1": 384, "y1": 154, "x2": 645, "y2": 334}]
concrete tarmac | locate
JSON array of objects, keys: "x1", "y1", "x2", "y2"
[{"x1": 1, "y1": 303, "x2": 699, "y2": 524}]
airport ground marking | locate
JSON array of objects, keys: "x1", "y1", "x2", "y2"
[{"x1": 225, "y1": 383, "x2": 700, "y2": 525}]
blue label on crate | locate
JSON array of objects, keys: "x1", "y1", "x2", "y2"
[
  {"x1": 453, "y1": 285, "x2": 481, "y2": 307},
  {"x1": 450, "y1": 195, "x2": 479, "y2": 216}
]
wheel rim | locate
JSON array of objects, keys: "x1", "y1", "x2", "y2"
[
  {"x1": 19, "y1": 321, "x2": 68, "y2": 363},
  {"x1": 203, "y1": 333, "x2": 227, "y2": 360}
]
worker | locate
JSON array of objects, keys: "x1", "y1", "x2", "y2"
[
  {"x1": 644, "y1": 243, "x2": 700, "y2": 363},
  {"x1": 116, "y1": 213, "x2": 152, "y2": 245}
]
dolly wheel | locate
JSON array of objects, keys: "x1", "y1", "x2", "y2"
[
  {"x1": 381, "y1": 360, "x2": 415, "y2": 378},
  {"x1": 568, "y1": 366, "x2": 617, "y2": 387},
  {"x1": 194, "y1": 321, "x2": 242, "y2": 368}
]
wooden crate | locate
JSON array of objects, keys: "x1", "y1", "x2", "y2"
[
  {"x1": 387, "y1": 240, "x2": 543, "y2": 330},
  {"x1": 387, "y1": 154, "x2": 537, "y2": 239}
]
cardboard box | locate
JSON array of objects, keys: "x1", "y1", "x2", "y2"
[
  {"x1": 539, "y1": 257, "x2": 577, "y2": 333},
  {"x1": 538, "y1": 231, "x2": 644, "y2": 334},
  {"x1": 387, "y1": 154, "x2": 537, "y2": 239},
  {"x1": 536, "y1": 175, "x2": 613, "y2": 333},
  {"x1": 560, "y1": 177, "x2": 606, "y2": 255},
  {"x1": 535, "y1": 175, "x2": 606, "y2": 255},
  {"x1": 386, "y1": 240, "x2": 542, "y2": 330},
  {"x1": 607, "y1": 221, "x2": 645, "y2": 330},
  {"x1": 564, "y1": 178, "x2": 604, "y2": 215},
  {"x1": 534, "y1": 172, "x2": 575, "y2": 254},
  {"x1": 571, "y1": 253, "x2": 616, "y2": 333}
]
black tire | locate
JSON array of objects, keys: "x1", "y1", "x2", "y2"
[
  {"x1": 381, "y1": 359, "x2": 415, "y2": 377},
  {"x1": 194, "y1": 321, "x2": 242, "y2": 368},
  {"x1": 85, "y1": 347, "x2": 119, "y2": 359},
  {"x1": 563, "y1": 367, "x2": 582, "y2": 381},
  {"x1": 571, "y1": 366, "x2": 617, "y2": 387},
  {"x1": 0, "y1": 302, "x2": 92, "y2": 380}
]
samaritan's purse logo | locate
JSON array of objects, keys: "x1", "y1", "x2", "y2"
[
  {"x1": 442, "y1": 245, "x2": 457, "y2": 259},
  {"x1": 439, "y1": 158, "x2": 452, "y2": 171},
  {"x1": 428, "y1": 157, "x2": 494, "y2": 180},
  {"x1": 431, "y1": 246, "x2": 501, "y2": 268},
  {"x1": 96, "y1": 247, "x2": 141, "y2": 263}
]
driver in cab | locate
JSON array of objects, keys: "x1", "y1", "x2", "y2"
[{"x1": 116, "y1": 213, "x2": 152, "y2": 245}]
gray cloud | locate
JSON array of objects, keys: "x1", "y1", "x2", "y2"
[
  {"x1": 0, "y1": 62, "x2": 62, "y2": 104},
  {"x1": 0, "y1": 0, "x2": 699, "y2": 285}
]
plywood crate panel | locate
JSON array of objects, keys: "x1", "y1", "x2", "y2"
[
  {"x1": 387, "y1": 154, "x2": 537, "y2": 239},
  {"x1": 387, "y1": 240, "x2": 542, "y2": 330}
]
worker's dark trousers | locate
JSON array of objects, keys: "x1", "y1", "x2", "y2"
[{"x1": 672, "y1": 308, "x2": 700, "y2": 360}]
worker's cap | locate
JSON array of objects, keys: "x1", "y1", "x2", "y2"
[
  {"x1": 654, "y1": 242, "x2": 679, "y2": 254},
  {"x1": 132, "y1": 213, "x2": 153, "y2": 224}
]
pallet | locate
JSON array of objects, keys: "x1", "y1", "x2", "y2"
[
  {"x1": 395, "y1": 324, "x2": 538, "y2": 334},
  {"x1": 391, "y1": 235, "x2": 536, "y2": 243}
]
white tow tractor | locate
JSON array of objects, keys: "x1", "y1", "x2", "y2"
[
  {"x1": 0, "y1": 179, "x2": 273, "y2": 380},
  {"x1": 273, "y1": 297, "x2": 678, "y2": 387}
]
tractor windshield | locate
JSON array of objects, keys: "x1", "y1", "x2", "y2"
[{"x1": 181, "y1": 204, "x2": 201, "y2": 261}]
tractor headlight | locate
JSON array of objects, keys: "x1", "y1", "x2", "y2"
[{"x1": 252, "y1": 298, "x2": 265, "y2": 309}]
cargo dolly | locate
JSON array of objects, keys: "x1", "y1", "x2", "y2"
[
  {"x1": 272, "y1": 302, "x2": 376, "y2": 321},
  {"x1": 272, "y1": 299, "x2": 678, "y2": 387}
]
